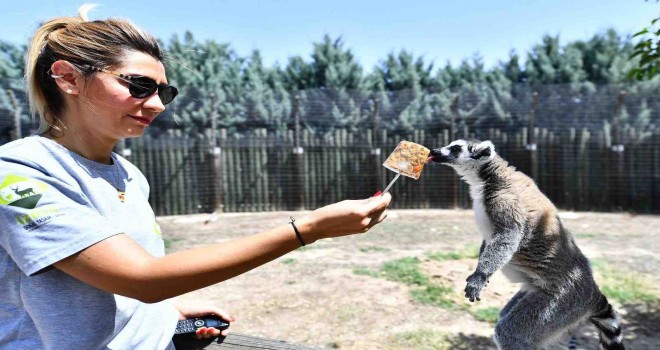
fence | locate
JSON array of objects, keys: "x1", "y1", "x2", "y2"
[
  {"x1": 2, "y1": 83, "x2": 659, "y2": 215},
  {"x1": 124, "y1": 124, "x2": 659, "y2": 216}
]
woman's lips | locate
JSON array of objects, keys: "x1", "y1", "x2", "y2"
[{"x1": 129, "y1": 115, "x2": 153, "y2": 125}]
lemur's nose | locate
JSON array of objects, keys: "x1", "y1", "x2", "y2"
[{"x1": 427, "y1": 148, "x2": 444, "y2": 163}]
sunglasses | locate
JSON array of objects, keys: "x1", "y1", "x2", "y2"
[{"x1": 84, "y1": 65, "x2": 179, "y2": 105}]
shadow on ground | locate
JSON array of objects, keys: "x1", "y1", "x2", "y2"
[
  {"x1": 448, "y1": 303, "x2": 659, "y2": 350},
  {"x1": 447, "y1": 332, "x2": 496, "y2": 349},
  {"x1": 560, "y1": 302, "x2": 659, "y2": 350}
]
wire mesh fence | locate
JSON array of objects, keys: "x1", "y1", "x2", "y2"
[{"x1": 1, "y1": 80, "x2": 658, "y2": 215}]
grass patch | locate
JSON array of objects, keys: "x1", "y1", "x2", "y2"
[
  {"x1": 359, "y1": 246, "x2": 390, "y2": 253},
  {"x1": 352, "y1": 256, "x2": 459, "y2": 309},
  {"x1": 428, "y1": 245, "x2": 480, "y2": 261},
  {"x1": 411, "y1": 284, "x2": 456, "y2": 309},
  {"x1": 388, "y1": 329, "x2": 494, "y2": 350},
  {"x1": 469, "y1": 307, "x2": 500, "y2": 324},
  {"x1": 281, "y1": 258, "x2": 297, "y2": 265},
  {"x1": 380, "y1": 257, "x2": 457, "y2": 309},
  {"x1": 386, "y1": 329, "x2": 453, "y2": 350},
  {"x1": 591, "y1": 258, "x2": 659, "y2": 305},
  {"x1": 382, "y1": 257, "x2": 429, "y2": 286},
  {"x1": 352, "y1": 267, "x2": 381, "y2": 278}
]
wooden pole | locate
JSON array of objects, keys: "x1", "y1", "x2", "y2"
[
  {"x1": 610, "y1": 90, "x2": 627, "y2": 210},
  {"x1": 292, "y1": 95, "x2": 304, "y2": 210},
  {"x1": 450, "y1": 95, "x2": 459, "y2": 208},
  {"x1": 526, "y1": 91, "x2": 539, "y2": 182},
  {"x1": 370, "y1": 97, "x2": 383, "y2": 191},
  {"x1": 209, "y1": 93, "x2": 223, "y2": 214},
  {"x1": 449, "y1": 95, "x2": 459, "y2": 141}
]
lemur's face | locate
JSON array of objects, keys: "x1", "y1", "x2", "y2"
[{"x1": 428, "y1": 139, "x2": 496, "y2": 173}]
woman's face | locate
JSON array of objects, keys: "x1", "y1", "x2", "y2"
[{"x1": 81, "y1": 50, "x2": 168, "y2": 141}]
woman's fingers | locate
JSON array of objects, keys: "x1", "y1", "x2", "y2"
[
  {"x1": 210, "y1": 309, "x2": 235, "y2": 323},
  {"x1": 195, "y1": 326, "x2": 221, "y2": 339},
  {"x1": 365, "y1": 192, "x2": 391, "y2": 216},
  {"x1": 364, "y1": 208, "x2": 388, "y2": 230}
]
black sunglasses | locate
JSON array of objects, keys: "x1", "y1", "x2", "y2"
[{"x1": 84, "y1": 65, "x2": 178, "y2": 105}]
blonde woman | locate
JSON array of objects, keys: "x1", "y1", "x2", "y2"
[{"x1": 0, "y1": 6, "x2": 391, "y2": 349}]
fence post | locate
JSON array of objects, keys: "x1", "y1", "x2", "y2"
[
  {"x1": 208, "y1": 93, "x2": 223, "y2": 213},
  {"x1": 450, "y1": 95, "x2": 460, "y2": 208},
  {"x1": 6, "y1": 90, "x2": 22, "y2": 141},
  {"x1": 526, "y1": 91, "x2": 539, "y2": 182},
  {"x1": 653, "y1": 135, "x2": 660, "y2": 213},
  {"x1": 370, "y1": 97, "x2": 383, "y2": 191},
  {"x1": 292, "y1": 95, "x2": 304, "y2": 210},
  {"x1": 610, "y1": 90, "x2": 627, "y2": 210}
]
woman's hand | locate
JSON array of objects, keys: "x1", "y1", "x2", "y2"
[
  {"x1": 298, "y1": 192, "x2": 392, "y2": 243},
  {"x1": 174, "y1": 300, "x2": 235, "y2": 338}
]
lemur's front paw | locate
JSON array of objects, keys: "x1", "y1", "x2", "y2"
[{"x1": 464, "y1": 272, "x2": 488, "y2": 302}]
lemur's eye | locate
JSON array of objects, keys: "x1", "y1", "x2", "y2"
[{"x1": 449, "y1": 145, "x2": 462, "y2": 153}]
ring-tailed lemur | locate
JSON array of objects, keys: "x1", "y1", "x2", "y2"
[{"x1": 428, "y1": 139, "x2": 624, "y2": 350}]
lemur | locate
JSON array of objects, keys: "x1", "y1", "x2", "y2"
[{"x1": 427, "y1": 139, "x2": 624, "y2": 350}]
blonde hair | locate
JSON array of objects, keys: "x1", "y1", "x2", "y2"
[{"x1": 25, "y1": 5, "x2": 164, "y2": 133}]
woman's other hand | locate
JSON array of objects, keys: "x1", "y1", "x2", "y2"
[{"x1": 174, "y1": 300, "x2": 235, "y2": 338}]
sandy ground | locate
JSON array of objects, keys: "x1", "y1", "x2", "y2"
[{"x1": 159, "y1": 209, "x2": 660, "y2": 350}]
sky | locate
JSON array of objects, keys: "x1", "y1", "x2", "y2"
[{"x1": 2, "y1": 0, "x2": 658, "y2": 71}]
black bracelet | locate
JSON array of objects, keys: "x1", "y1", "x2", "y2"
[{"x1": 289, "y1": 216, "x2": 306, "y2": 246}]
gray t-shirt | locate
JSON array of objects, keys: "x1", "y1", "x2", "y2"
[{"x1": 0, "y1": 136, "x2": 179, "y2": 350}]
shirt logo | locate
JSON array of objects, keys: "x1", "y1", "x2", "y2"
[{"x1": 0, "y1": 175, "x2": 49, "y2": 209}]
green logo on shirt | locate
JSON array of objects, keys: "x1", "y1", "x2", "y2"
[{"x1": 0, "y1": 175, "x2": 48, "y2": 209}]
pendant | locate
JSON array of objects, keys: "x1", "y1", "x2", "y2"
[{"x1": 117, "y1": 190, "x2": 126, "y2": 203}]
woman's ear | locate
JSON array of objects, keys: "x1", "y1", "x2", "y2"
[{"x1": 50, "y1": 60, "x2": 84, "y2": 95}]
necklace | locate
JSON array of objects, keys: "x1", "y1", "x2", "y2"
[
  {"x1": 86, "y1": 157, "x2": 126, "y2": 203},
  {"x1": 51, "y1": 138, "x2": 126, "y2": 203},
  {"x1": 83, "y1": 158, "x2": 126, "y2": 203}
]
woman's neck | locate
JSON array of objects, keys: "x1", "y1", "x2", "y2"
[{"x1": 44, "y1": 130, "x2": 116, "y2": 164}]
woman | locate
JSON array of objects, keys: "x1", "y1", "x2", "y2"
[{"x1": 0, "y1": 6, "x2": 391, "y2": 350}]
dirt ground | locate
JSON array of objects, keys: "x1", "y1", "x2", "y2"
[{"x1": 160, "y1": 209, "x2": 660, "y2": 350}]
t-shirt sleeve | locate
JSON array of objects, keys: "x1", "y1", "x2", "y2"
[{"x1": 0, "y1": 159, "x2": 123, "y2": 276}]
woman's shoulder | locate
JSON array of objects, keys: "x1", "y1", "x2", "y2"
[{"x1": 0, "y1": 136, "x2": 51, "y2": 163}]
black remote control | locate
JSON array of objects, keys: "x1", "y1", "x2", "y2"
[{"x1": 174, "y1": 316, "x2": 230, "y2": 335}]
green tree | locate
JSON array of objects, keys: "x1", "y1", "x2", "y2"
[
  {"x1": 0, "y1": 41, "x2": 29, "y2": 143},
  {"x1": 242, "y1": 50, "x2": 291, "y2": 131},
  {"x1": 629, "y1": 17, "x2": 660, "y2": 80},
  {"x1": 525, "y1": 35, "x2": 586, "y2": 84},
  {"x1": 283, "y1": 35, "x2": 368, "y2": 133},
  {"x1": 161, "y1": 32, "x2": 246, "y2": 134}
]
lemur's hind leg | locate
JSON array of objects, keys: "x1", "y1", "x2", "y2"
[
  {"x1": 499, "y1": 290, "x2": 527, "y2": 319},
  {"x1": 494, "y1": 290, "x2": 590, "y2": 350}
]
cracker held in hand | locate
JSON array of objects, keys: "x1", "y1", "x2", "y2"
[{"x1": 383, "y1": 140, "x2": 430, "y2": 180}]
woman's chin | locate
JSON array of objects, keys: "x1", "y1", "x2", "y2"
[{"x1": 122, "y1": 126, "x2": 147, "y2": 138}]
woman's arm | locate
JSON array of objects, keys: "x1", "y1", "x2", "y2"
[{"x1": 54, "y1": 194, "x2": 391, "y2": 303}]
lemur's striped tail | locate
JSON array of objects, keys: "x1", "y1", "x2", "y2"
[
  {"x1": 567, "y1": 335, "x2": 578, "y2": 350},
  {"x1": 589, "y1": 294, "x2": 625, "y2": 350}
]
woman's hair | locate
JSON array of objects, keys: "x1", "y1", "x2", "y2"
[{"x1": 25, "y1": 5, "x2": 164, "y2": 133}]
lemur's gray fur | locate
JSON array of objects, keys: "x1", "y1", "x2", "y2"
[{"x1": 429, "y1": 139, "x2": 624, "y2": 350}]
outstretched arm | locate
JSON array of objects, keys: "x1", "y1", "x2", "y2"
[{"x1": 55, "y1": 194, "x2": 391, "y2": 303}]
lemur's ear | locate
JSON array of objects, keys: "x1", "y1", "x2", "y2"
[{"x1": 471, "y1": 141, "x2": 495, "y2": 159}]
